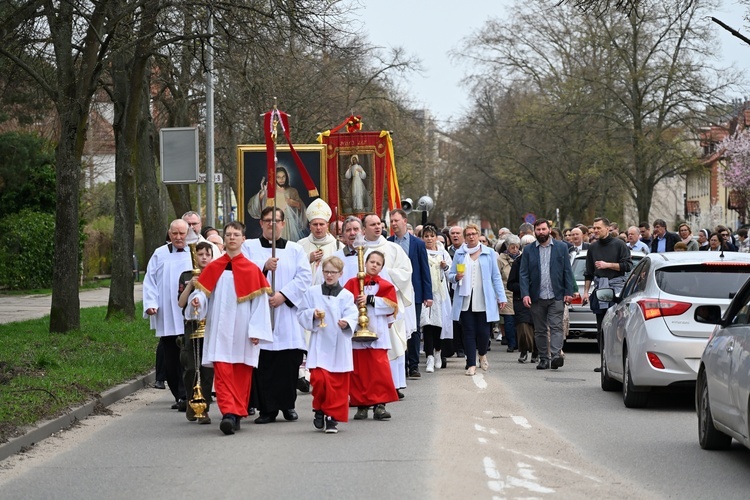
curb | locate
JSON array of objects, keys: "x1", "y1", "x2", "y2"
[{"x1": 0, "y1": 371, "x2": 156, "y2": 463}]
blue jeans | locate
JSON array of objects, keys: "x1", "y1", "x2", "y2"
[
  {"x1": 459, "y1": 310, "x2": 491, "y2": 368},
  {"x1": 501, "y1": 314, "x2": 517, "y2": 349}
]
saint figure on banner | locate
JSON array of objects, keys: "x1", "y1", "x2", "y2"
[{"x1": 344, "y1": 154, "x2": 369, "y2": 213}]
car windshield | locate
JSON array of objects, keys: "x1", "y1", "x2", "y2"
[
  {"x1": 572, "y1": 254, "x2": 643, "y2": 281},
  {"x1": 656, "y1": 265, "x2": 750, "y2": 298}
]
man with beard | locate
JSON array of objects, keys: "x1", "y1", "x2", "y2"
[
  {"x1": 582, "y1": 217, "x2": 632, "y2": 372},
  {"x1": 519, "y1": 219, "x2": 574, "y2": 370},
  {"x1": 247, "y1": 167, "x2": 307, "y2": 241}
]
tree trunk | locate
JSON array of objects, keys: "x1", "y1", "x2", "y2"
[
  {"x1": 49, "y1": 112, "x2": 83, "y2": 332},
  {"x1": 167, "y1": 184, "x2": 192, "y2": 219},
  {"x1": 136, "y1": 76, "x2": 166, "y2": 260}
]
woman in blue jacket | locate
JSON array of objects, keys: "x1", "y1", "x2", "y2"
[{"x1": 449, "y1": 224, "x2": 507, "y2": 376}]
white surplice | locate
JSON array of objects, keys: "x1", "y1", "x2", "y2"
[
  {"x1": 296, "y1": 286, "x2": 359, "y2": 372},
  {"x1": 142, "y1": 244, "x2": 192, "y2": 337},
  {"x1": 241, "y1": 238, "x2": 311, "y2": 351},
  {"x1": 188, "y1": 271, "x2": 273, "y2": 367}
]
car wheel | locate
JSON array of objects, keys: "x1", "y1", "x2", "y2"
[
  {"x1": 623, "y1": 349, "x2": 648, "y2": 408},
  {"x1": 601, "y1": 347, "x2": 622, "y2": 392},
  {"x1": 697, "y1": 370, "x2": 732, "y2": 450}
]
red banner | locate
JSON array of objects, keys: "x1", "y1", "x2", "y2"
[{"x1": 317, "y1": 128, "x2": 400, "y2": 220}]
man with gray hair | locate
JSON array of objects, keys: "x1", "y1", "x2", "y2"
[{"x1": 143, "y1": 219, "x2": 193, "y2": 409}]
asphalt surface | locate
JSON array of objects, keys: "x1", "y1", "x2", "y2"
[{"x1": 0, "y1": 284, "x2": 143, "y2": 324}]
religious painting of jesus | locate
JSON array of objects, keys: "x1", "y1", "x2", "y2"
[{"x1": 237, "y1": 144, "x2": 326, "y2": 241}]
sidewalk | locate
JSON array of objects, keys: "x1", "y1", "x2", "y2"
[
  {"x1": 0, "y1": 284, "x2": 143, "y2": 324},
  {"x1": 0, "y1": 283, "x2": 151, "y2": 462}
]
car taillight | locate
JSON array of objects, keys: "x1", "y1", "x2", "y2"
[
  {"x1": 647, "y1": 352, "x2": 665, "y2": 369},
  {"x1": 637, "y1": 298, "x2": 692, "y2": 320}
]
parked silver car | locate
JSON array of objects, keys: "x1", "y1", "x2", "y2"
[
  {"x1": 695, "y1": 277, "x2": 750, "y2": 450},
  {"x1": 596, "y1": 251, "x2": 750, "y2": 408},
  {"x1": 567, "y1": 250, "x2": 645, "y2": 340}
]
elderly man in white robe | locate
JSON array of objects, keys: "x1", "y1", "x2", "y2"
[
  {"x1": 361, "y1": 214, "x2": 414, "y2": 396},
  {"x1": 188, "y1": 221, "x2": 273, "y2": 435},
  {"x1": 242, "y1": 207, "x2": 312, "y2": 424},
  {"x1": 143, "y1": 219, "x2": 193, "y2": 409}
]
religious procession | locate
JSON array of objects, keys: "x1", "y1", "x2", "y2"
[{"x1": 142, "y1": 111, "x2": 514, "y2": 436}]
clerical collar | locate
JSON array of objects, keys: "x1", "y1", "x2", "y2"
[
  {"x1": 168, "y1": 244, "x2": 185, "y2": 253},
  {"x1": 260, "y1": 237, "x2": 287, "y2": 249},
  {"x1": 321, "y1": 282, "x2": 343, "y2": 297},
  {"x1": 345, "y1": 246, "x2": 357, "y2": 256}
]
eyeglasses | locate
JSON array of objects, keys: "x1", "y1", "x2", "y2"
[
  {"x1": 322, "y1": 270, "x2": 340, "y2": 275},
  {"x1": 261, "y1": 219, "x2": 282, "y2": 224},
  {"x1": 465, "y1": 232, "x2": 479, "y2": 237}
]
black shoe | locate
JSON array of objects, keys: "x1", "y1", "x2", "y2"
[
  {"x1": 373, "y1": 404, "x2": 391, "y2": 420},
  {"x1": 551, "y1": 357, "x2": 564, "y2": 370},
  {"x1": 594, "y1": 367, "x2": 602, "y2": 372},
  {"x1": 282, "y1": 409, "x2": 299, "y2": 421},
  {"x1": 170, "y1": 402, "x2": 179, "y2": 410},
  {"x1": 530, "y1": 356, "x2": 539, "y2": 364},
  {"x1": 456, "y1": 351, "x2": 465, "y2": 358},
  {"x1": 313, "y1": 410, "x2": 324, "y2": 430},
  {"x1": 507, "y1": 347, "x2": 516, "y2": 353},
  {"x1": 325, "y1": 416, "x2": 338, "y2": 434},
  {"x1": 501, "y1": 339, "x2": 508, "y2": 345},
  {"x1": 536, "y1": 360, "x2": 550, "y2": 370},
  {"x1": 248, "y1": 407, "x2": 256, "y2": 416},
  {"x1": 153, "y1": 381, "x2": 165, "y2": 390},
  {"x1": 220, "y1": 415, "x2": 236, "y2": 435},
  {"x1": 518, "y1": 353, "x2": 528, "y2": 363},
  {"x1": 397, "y1": 390, "x2": 405, "y2": 400},
  {"x1": 254, "y1": 414, "x2": 277, "y2": 424},
  {"x1": 441, "y1": 357, "x2": 448, "y2": 368},
  {"x1": 408, "y1": 370, "x2": 421, "y2": 379},
  {"x1": 177, "y1": 399, "x2": 187, "y2": 412},
  {"x1": 297, "y1": 377, "x2": 310, "y2": 393}
]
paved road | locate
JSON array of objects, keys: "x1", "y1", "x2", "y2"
[
  {"x1": 1, "y1": 335, "x2": 749, "y2": 498},
  {"x1": 0, "y1": 284, "x2": 143, "y2": 324}
]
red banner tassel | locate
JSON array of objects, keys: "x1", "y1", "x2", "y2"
[{"x1": 279, "y1": 111, "x2": 319, "y2": 197}]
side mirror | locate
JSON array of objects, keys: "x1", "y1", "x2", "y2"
[
  {"x1": 694, "y1": 305, "x2": 722, "y2": 325},
  {"x1": 595, "y1": 288, "x2": 615, "y2": 303}
]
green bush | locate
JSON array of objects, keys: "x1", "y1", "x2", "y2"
[{"x1": 0, "y1": 209, "x2": 56, "y2": 289}]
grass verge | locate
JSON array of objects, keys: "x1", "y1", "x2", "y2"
[{"x1": 0, "y1": 303, "x2": 154, "y2": 443}]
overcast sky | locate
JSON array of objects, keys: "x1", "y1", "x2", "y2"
[{"x1": 359, "y1": 0, "x2": 750, "y2": 126}]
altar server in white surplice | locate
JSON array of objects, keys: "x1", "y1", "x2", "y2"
[
  {"x1": 188, "y1": 221, "x2": 273, "y2": 435},
  {"x1": 297, "y1": 256, "x2": 358, "y2": 433},
  {"x1": 143, "y1": 219, "x2": 193, "y2": 407}
]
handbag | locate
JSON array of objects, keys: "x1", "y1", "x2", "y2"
[{"x1": 420, "y1": 305, "x2": 442, "y2": 328}]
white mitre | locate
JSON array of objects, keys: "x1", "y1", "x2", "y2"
[{"x1": 306, "y1": 198, "x2": 332, "y2": 222}]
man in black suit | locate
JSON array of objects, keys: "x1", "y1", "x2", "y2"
[
  {"x1": 650, "y1": 219, "x2": 680, "y2": 253},
  {"x1": 568, "y1": 227, "x2": 590, "y2": 254},
  {"x1": 388, "y1": 209, "x2": 432, "y2": 378}
]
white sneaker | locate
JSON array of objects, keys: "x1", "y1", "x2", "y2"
[
  {"x1": 434, "y1": 351, "x2": 442, "y2": 369},
  {"x1": 426, "y1": 355, "x2": 435, "y2": 373}
]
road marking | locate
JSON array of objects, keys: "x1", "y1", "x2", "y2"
[
  {"x1": 473, "y1": 373, "x2": 488, "y2": 389},
  {"x1": 478, "y1": 437, "x2": 488, "y2": 444},
  {"x1": 483, "y1": 457, "x2": 555, "y2": 495},
  {"x1": 498, "y1": 446, "x2": 603, "y2": 483},
  {"x1": 474, "y1": 423, "x2": 499, "y2": 435},
  {"x1": 511, "y1": 415, "x2": 532, "y2": 429}
]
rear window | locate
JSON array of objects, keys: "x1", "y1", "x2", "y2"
[
  {"x1": 572, "y1": 254, "x2": 644, "y2": 281},
  {"x1": 656, "y1": 264, "x2": 750, "y2": 298}
]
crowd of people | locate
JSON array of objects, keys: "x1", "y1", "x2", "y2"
[{"x1": 142, "y1": 204, "x2": 747, "y2": 435}]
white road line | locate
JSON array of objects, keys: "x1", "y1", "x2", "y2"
[
  {"x1": 511, "y1": 415, "x2": 532, "y2": 429},
  {"x1": 478, "y1": 437, "x2": 488, "y2": 444},
  {"x1": 483, "y1": 457, "x2": 555, "y2": 495},
  {"x1": 473, "y1": 373, "x2": 488, "y2": 389}
]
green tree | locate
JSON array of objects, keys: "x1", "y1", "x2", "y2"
[{"x1": 0, "y1": 131, "x2": 56, "y2": 215}]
